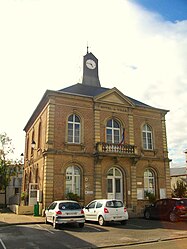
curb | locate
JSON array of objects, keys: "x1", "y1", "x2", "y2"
[
  {"x1": 94, "y1": 236, "x2": 187, "y2": 248},
  {"x1": 0, "y1": 221, "x2": 45, "y2": 227}
]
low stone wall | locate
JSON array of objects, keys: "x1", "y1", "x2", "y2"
[{"x1": 9, "y1": 205, "x2": 34, "y2": 215}]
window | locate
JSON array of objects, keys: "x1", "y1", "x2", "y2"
[
  {"x1": 96, "y1": 202, "x2": 103, "y2": 208},
  {"x1": 31, "y1": 130, "x2": 35, "y2": 154},
  {"x1": 87, "y1": 201, "x2": 96, "y2": 209},
  {"x1": 106, "y1": 200, "x2": 123, "y2": 208},
  {"x1": 59, "y1": 202, "x2": 81, "y2": 210},
  {"x1": 144, "y1": 169, "x2": 155, "y2": 195},
  {"x1": 106, "y1": 119, "x2": 120, "y2": 144},
  {"x1": 65, "y1": 166, "x2": 81, "y2": 196},
  {"x1": 38, "y1": 122, "x2": 42, "y2": 148},
  {"x1": 142, "y1": 124, "x2": 153, "y2": 150},
  {"x1": 48, "y1": 202, "x2": 57, "y2": 210},
  {"x1": 68, "y1": 114, "x2": 80, "y2": 143}
]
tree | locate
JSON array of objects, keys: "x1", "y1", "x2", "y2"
[
  {"x1": 172, "y1": 180, "x2": 187, "y2": 198},
  {"x1": 0, "y1": 133, "x2": 18, "y2": 206}
]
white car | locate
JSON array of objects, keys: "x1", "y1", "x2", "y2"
[
  {"x1": 45, "y1": 200, "x2": 85, "y2": 229},
  {"x1": 83, "y1": 199, "x2": 128, "y2": 226}
]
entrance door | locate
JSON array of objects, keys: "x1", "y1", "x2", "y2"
[
  {"x1": 107, "y1": 167, "x2": 123, "y2": 201},
  {"x1": 28, "y1": 183, "x2": 38, "y2": 206}
]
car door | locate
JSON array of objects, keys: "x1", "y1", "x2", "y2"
[
  {"x1": 84, "y1": 201, "x2": 97, "y2": 221},
  {"x1": 160, "y1": 199, "x2": 170, "y2": 219},
  {"x1": 151, "y1": 200, "x2": 163, "y2": 219},
  {"x1": 46, "y1": 202, "x2": 57, "y2": 222}
]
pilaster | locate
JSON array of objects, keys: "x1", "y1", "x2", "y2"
[
  {"x1": 45, "y1": 100, "x2": 55, "y2": 149},
  {"x1": 128, "y1": 114, "x2": 134, "y2": 145},
  {"x1": 43, "y1": 155, "x2": 54, "y2": 208},
  {"x1": 94, "y1": 109, "x2": 101, "y2": 143}
]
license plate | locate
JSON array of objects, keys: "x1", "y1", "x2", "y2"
[
  {"x1": 113, "y1": 216, "x2": 122, "y2": 219},
  {"x1": 66, "y1": 212, "x2": 77, "y2": 215}
]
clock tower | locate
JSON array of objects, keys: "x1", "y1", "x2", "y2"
[{"x1": 82, "y1": 50, "x2": 101, "y2": 87}]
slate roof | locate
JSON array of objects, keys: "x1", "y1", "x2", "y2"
[
  {"x1": 59, "y1": 83, "x2": 152, "y2": 108},
  {"x1": 170, "y1": 167, "x2": 187, "y2": 176}
]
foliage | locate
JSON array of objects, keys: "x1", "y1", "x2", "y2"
[
  {"x1": 145, "y1": 191, "x2": 156, "y2": 203},
  {"x1": 172, "y1": 180, "x2": 187, "y2": 198},
  {"x1": 0, "y1": 133, "x2": 14, "y2": 158},
  {"x1": 66, "y1": 192, "x2": 80, "y2": 201},
  {"x1": 0, "y1": 133, "x2": 21, "y2": 206}
]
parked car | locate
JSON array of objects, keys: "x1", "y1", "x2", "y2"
[
  {"x1": 45, "y1": 200, "x2": 85, "y2": 229},
  {"x1": 83, "y1": 199, "x2": 128, "y2": 226},
  {"x1": 144, "y1": 198, "x2": 187, "y2": 222}
]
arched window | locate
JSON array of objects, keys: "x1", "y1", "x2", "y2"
[
  {"x1": 35, "y1": 168, "x2": 39, "y2": 183},
  {"x1": 142, "y1": 124, "x2": 153, "y2": 150},
  {"x1": 144, "y1": 169, "x2": 155, "y2": 195},
  {"x1": 106, "y1": 119, "x2": 120, "y2": 144},
  {"x1": 65, "y1": 166, "x2": 81, "y2": 196},
  {"x1": 31, "y1": 130, "x2": 35, "y2": 154},
  {"x1": 68, "y1": 114, "x2": 80, "y2": 143}
]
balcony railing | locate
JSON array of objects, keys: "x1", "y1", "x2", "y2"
[{"x1": 96, "y1": 142, "x2": 137, "y2": 155}]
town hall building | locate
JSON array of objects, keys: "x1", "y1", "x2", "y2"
[{"x1": 22, "y1": 50, "x2": 171, "y2": 216}]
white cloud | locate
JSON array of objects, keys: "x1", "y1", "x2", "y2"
[{"x1": 0, "y1": 0, "x2": 186, "y2": 166}]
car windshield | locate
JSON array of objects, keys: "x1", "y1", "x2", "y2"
[
  {"x1": 59, "y1": 202, "x2": 81, "y2": 210},
  {"x1": 106, "y1": 200, "x2": 123, "y2": 208}
]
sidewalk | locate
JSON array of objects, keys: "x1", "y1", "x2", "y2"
[{"x1": 0, "y1": 208, "x2": 45, "y2": 227}]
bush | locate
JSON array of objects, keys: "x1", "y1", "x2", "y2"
[
  {"x1": 145, "y1": 191, "x2": 156, "y2": 203},
  {"x1": 66, "y1": 192, "x2": 80, "y2": 201}
]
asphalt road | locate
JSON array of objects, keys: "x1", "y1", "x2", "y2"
[{"x1": 0, "y1": 218, "x2": 187, "y2": 249}]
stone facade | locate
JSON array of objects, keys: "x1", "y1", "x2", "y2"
[{"x1": 22, "y1": 53, "x2": 171, "y2": 216}]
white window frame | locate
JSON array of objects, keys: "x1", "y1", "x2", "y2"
[
  {"x1": 142, "y1": 124, "x2": 153, "y2": 150},
  {"x1": 68, "y1": 114, "x2": 81, "y2": 144},
  {"x1": 144, "y1": 169, "x2": 155, "y2": 196},
  {"x1": 106, "y1": 119, "x2": 120, "y2": 144},
  {"x1": 65, "y1": 166, "x2": 81, "y2": 196}
]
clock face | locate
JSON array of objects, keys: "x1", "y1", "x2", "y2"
[{"x1": 86, "y1": 59, "x2": 96, "y2": 69}]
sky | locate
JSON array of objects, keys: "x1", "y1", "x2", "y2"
[{"x1": 0, "y1": 0, "x2": 187, "y2": 167}]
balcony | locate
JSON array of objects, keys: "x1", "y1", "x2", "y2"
[{"x1": 96, "y1": 142, "x2": 137, "y2": 155}]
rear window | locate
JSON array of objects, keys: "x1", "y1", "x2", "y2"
[
  {"x1": 106, "y1": 200, "x2": 123, "y2": 208},
  {"x1": 59, "y1": 202, "x2": 81, "y2": 210},
  {"x1": 176, "y1": 199, "x2": 187, "y2": 206}
]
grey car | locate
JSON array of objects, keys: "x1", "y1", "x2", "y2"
[{"x1": 45, "y1": 200, "x2": 85, "y2": 229}]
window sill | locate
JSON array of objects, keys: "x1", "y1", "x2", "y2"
[
  {"x1": 64, "y1": 143, "x2": 85, "y2": 152},
  {"x1": 141, "y1": 149, "x2": 158, "y2": 156}
]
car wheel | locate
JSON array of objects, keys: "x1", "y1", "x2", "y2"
[
  {"x1": 169, "y1": 212, "x2": 178, "y2": 222},
  {"x1": 98, "y1": 216, "x2": 106, "y2": 226},
  {"x1": 45, "y1": 216, "x2": 49, "y2": 224},
  {"x1": 78, "y1": 223, "x2": 84, "y2": 228},
  {"x1": 53, "y1": 218, "x2": 58, "y2": 229},
  {"x1": 120, "y1": 220, "x2": 127, "y2": 225},
  {"x1": 144, "y1": 210, "x2": 151, "y2": 220}
]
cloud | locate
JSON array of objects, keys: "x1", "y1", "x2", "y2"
[
  {"x1": 124, "y1": 2, "x2": 187, "y2": 166},
  {"x1": 0, "y1": 0, "x2": 186, "y2": 166}
]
